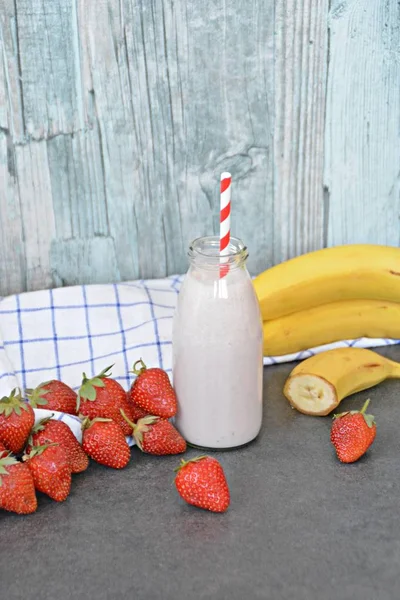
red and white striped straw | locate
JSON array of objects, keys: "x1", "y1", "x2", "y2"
[{"x1": 220, "y1": 172, "x2": 231, "y2": 278}]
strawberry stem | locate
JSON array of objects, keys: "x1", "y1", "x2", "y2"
[
  {"x1": 80, "y1": 415, "x2": 112, "y2": 431},
  {"x1": 120, "y1": 410, "x2": 158, "y2": 451},
  {"x1": 360, "y1": 399, "x2": 371, "y2": 415},
  {"x1": 132, "y1": 359, "x2": 147, "y2": 376},
  {"x1": 28, "y1": 414, "x2": 55, "y2": 446},
  {"x1": 23, "y1": 442, "x2": 58, "y2": 461},
  {"x1": 120, "y1": 409, "x2": 136, "y2": 432}
]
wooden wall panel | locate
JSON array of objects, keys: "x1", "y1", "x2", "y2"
[
  {"x1": 325, "y1": 0, "x2": 400, "y2": 246},
  {"x1": 274, "y1": 0, "x2": 329, "y2": 261},
  {"x1": 0, "y1": 0, "x2": 399, "y2": 296}
]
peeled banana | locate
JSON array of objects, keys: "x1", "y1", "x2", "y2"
[
  {"x1": 283, "y1": 348, "x2": 400, "y2": 416},
  {"x1": 254, "y1": 244, "x2": 400, "y2": 321},
  {"x1": 263, "y1": 299, "x2": 400, "y2": 356}
]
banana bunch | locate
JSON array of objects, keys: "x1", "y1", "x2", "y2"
[{"x1": 253, "y1": 244, "x2": 400, "y2": 356}]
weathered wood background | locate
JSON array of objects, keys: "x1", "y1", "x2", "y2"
[{"x1": 0, "y1": 0, "x2": 399, "y2": 296}]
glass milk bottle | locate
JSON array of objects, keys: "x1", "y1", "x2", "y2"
[{"x1": 173, "y1": 236, "x2": 263, "y2": 449}]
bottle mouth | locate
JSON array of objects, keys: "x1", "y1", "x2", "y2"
[{"x1": 188, "y1": 236, "x2": 248, "y2": 269}]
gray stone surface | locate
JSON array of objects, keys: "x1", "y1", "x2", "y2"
[{"x1": 2, "y1": 346, "x2": 400, "y2": 600}]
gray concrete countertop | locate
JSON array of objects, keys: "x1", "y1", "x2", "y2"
[{"x1": 2, "y1": 346, "x2": 400, "y2": 600}]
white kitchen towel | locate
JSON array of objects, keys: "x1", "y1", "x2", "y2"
[{"x1": 0, "y1": 275, "x2": 399, "y2": 403}]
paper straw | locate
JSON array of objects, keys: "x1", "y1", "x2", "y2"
[{"x1": 220, "y1": 172, "x2": 231, "y2": 278}]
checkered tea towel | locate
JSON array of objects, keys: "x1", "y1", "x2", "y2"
[{"x1": 0, "y1": 275, "x2": 398, "y2": 440}]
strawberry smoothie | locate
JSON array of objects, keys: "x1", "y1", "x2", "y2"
[{"x1": 173, "y1": 237, "x2": 263, "y2": 449}]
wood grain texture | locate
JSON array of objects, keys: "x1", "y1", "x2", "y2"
[
  {"x1": 15, "y1": 141, "x2": 56, "y2": 291},
  {"x1": 325, "y1": 0, "x2": 400, "y2": 246},
  {"x1": 0, "y1": 0, "x2": 399, "y2": 296},
  {"x1": 1, "y1": 0, "x2": 274, "y2": 295},
  {"x1": 80, "y1": 0, "x2": 274, "y2": 279},
  {"x1": 15, "y1": 0, "x2": 84, "y2": 140},
  {"x1": 274, "y1": 0, "x2": 329, "y2": 261},
  {"x1": 0, "y1": 131, "x2": 25, "y2": 295}
]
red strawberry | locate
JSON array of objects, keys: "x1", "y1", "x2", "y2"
[
  {"x1": 82, "y1": 417, "x2": 130, "y2": 469},
  {"x1": 121, "y1": 411, "x2": 186, "y2": 455},
  {"x1": 129, "y1": 359, "x2": 177, "y2": 418},
  {"x1": 129, "y1": 403, "x2": 147, "y2": 423},
  {"x1": 24, "y1": 443, "x2": 71, "y2": 502},
  {"x1": 26, "y1": 380, "x2": 78, "y2": 415},
  {"x1": 125, "y1": 391, "x2": 148, "y2": 422},
  {"x1": 331, "y1": 399, "x2": 376, "y2": 463},
  {"x1": 174, "y1": 456, "x2": 230, "y2": 513},
  {"x1": 0, "y1": 455, "x2": 37, "y2": 514},
  {"x1": 78, "y1": 366, "x2": 131, "y2": 435},
  {"x1": 0, "y1": 389, "x2": 35, "y2": 454},
  {"x1": 29, "y1": 417, "x2": 89, "y2": 474}
]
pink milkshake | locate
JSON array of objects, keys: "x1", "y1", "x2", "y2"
[{"x1": 173, "y1": 236, "x2": 263, "y2": 449}]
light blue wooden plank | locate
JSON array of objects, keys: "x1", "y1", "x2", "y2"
[
  {"x1": 47, "y1": 128, "x2": 109, "y2": 240},
  {"x1": 325, "y1": 0, "x2": 400, "y2": 246},
  {"x1": 15, "y1": 0, "x2": 84, "y2": 141},
  {"x1": 0, "y1": 0, "x2": 25, "y2": 141},
  {"x1": 14, "y1": 140, "x2": 56, "y2": 291},
  {"x1": 82, "y1": 0, "x2": 274, "y2": 278},
  {"x1": 0, "y1": 131, "x2": 26, "y2": 296},
  {"x1": 50, "y1": 238, "x2": 120, "y2": 287},
  {"x1": 274, "y1": 0, "x2": 329, "y2": 261}
]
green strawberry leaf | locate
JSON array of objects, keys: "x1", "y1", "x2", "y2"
[
  {"x1": 98, "y1": 365, "x2": 114, "y2": 379},
  {"x1": 26, "y1": 443, "x2": 58, "y2": 459},
  {"x1": 78, "y1": 365, "x2": 113, "y2": 405},
  {"x1": 79, "y1": 383, "x2": 97, "y2": 401},
  {"x1": 0, "y1": 454, "x2": 18, "y2": 486},
  {"x1": 364, "y1": 414, "x2": 375, "y2": 428},
  {"x1": 25, "y1": 384, "x2": 51, "y2": 408},
  {"x1": 33, "y1": 397, "x2": 49, "y2": 406},
  {"x1": 0, "y1": 388, "x2": 26, "y2": 418},
  {"x1": 90, "y1": 378, "x2": 105, "y2": 388}
]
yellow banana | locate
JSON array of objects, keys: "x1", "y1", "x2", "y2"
[
  {"x1": 283, "y1": 348, "x2": 400, "y2": 416},
  {"x1": 254, "y1": 244, "x2": 400, "y2": 321},
  {"x1": 263, "y1": 299, "x2": 400, "y2": 356}
]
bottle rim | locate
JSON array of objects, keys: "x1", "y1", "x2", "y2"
[{"x1": 188, "y1": 236, "x2": 248, "y2": 269}]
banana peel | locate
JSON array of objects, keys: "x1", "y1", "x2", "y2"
[
  {"x1": 283, "y1": 347, "x2": 400, "y2": 416},
  {"x1": 263, "y1": 299, "x2": 400, "y2": 356},
  {"x1": 254, "y1": 244, "x2": 400, "y2": 321}
]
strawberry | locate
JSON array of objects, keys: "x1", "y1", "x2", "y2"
[
  {"x1": 121, "y1": 411, "x2": 186, "y2": 455},
  {"x1": 24, "y1": 443, "x2": 71, "y2": 502},
  {"x1": 81, "y1": 417, "x2": 130, "y2": 469},
  {"x1": 0, "y1": 389, "x2": 35, "y2": 454},
  {"x1": 174, "y1": 456, "x2": 230, "y2": 513},
  {"x1": 331, "y1": 399, "x2": 376, "y2": 463},
  {"x1": 129, "y1": 359, "x2": 177, "y2": 418},
  {"x1": 125, "y1": 386, "x2": 149, "y2": 423},
  {"x1": 122, "y1": 392, "x2": 148, "y2": 436},
  {"x1": 78, "y1": 366, "x2": 132, "y2": 435},
  {"x1": 0, "y1": 454, "x2": 37, "y2": 514},
  {"x1": 26, "y1": 380, "x2": 78, "y2": 415},
  {"x1": 28, "y1": 417, "x2": 89, "y2": 474},
  {"x1": 127, "y1": 402, "x2": 148, "y2": 423}
]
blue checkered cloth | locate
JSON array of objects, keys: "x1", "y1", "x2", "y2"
[{"x1": 0, "y1": 275, "x2": 398, "y2": 401}]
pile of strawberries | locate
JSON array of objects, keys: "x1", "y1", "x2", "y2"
[{"x1": 0, "y1": 360, "x2": 230, "y2": 515}]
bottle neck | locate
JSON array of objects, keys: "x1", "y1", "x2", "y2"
[{"x1": 188, "y1": 236, "x2": 248, "y2": 272}]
